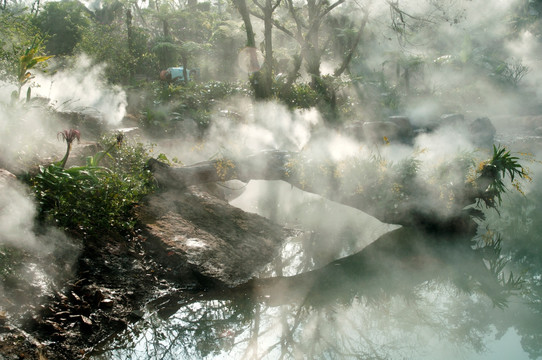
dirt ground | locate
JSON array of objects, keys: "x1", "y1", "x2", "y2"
[{"x1": 0, "y1": 228, "x2": 176, "y2": 360}]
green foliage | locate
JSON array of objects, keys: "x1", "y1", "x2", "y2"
[
  {"x1": 34, "y1": 0, "x2": 91, "y2": 55},
  {"x1": 148, "y1": 4, "x2": 232, "y2": 78},
  {"x1": 0, "y1": 14, "x2": 51, "y2": 100},
  {"x1": 206, "y1": 20, "x2": 245, "y2": 80},
  {"x1": 0, "y1": 245, "x2": 23, "y2": 282},
  {"x1": 30, "y1": 134, "x2": 155, "y2": 237},
  {"x1": 152, "y1": 39, "x2": 178, "y2": 70},
  {"x1": 141, "y1": 80, "x2": 251, "y2": 135},
  {"x1": 16, "y1": 37, "x2": 53, "y2": 100},
  {"x1": 287, "y1": 150, "x2": 422, "y2": 209},
  {"x1": 276, "y1": 76, "x2": 354, "y2": 122},
  {"x1": 288, "y1": 145, "x2": 527, "y2": 223},
  {"x1": 0, "y1": 10, "x2": 42, "y2": 84},
  {"x1": 492, "y1": 58, "x2": 530, "y2": 87},
  {"x1": 93, "y1": 0, "x2": 124, "y2": 25},
  {"x1": 277, "y1": 82, "x2": 320, "y2": 109},
  {"x1": 179, "y1": 41, "x2": 204, "y2": 64},
  {"x1": 477, "y1": 145, "x2": 528, "y2": 209},
  {"x1": 76, "y1": 21, "x2": 157, "y2": 83}
]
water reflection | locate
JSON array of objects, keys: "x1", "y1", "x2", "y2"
[
  {"x1": 90, "y1": 148, "x2": 542, "y2": 360},
  {"x1": 91, "y1": 218, "x2": 540, "y2": 360}
]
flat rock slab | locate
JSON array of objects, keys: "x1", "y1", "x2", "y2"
[
  {"x1": 0, "y1": 169, "x2": 16, "y2": 184},
  {"x1": 137, "y1": 186, "x2": 286, "y2": 287}
]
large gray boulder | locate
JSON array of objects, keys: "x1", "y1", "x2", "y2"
[
  {"x1": 468, "y1": 117, "x2": 496, "y2": 147},
  {"x1": 343, "y1": 117, "x2": 414, "y2": 144},
  {"x1": 388, "y1": 116, "x2": 414, "y2": 140},
  {"x1": 137, "y1": 186, "x2": 287, "y2": 287}
]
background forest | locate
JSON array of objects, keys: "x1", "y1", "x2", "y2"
[{"x1": 2, "y1": 0, "x2": 541, "y2": 127}]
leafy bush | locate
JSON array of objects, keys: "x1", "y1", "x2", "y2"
[
  {"x1": 30, "y1": 133, "x2": 155, "y2": 237},
  {"x1": 287, "y1": 145, "x2": 528, "y2": 223},
  {"x1": 33, "y1": 0, "x2": 91, "y2": 56},
  {"x1": 277, "y1": 82, "x2": 320, "y2": 109},
  {"x1": 76, "y1": 22, "x2": 157, "y2": 84},
  {"x1": 0, "y1": 245, "x2": 23, "y2": 282},
  {"x1": 141, "y1": 80, "x2": 251, "y2": 135},
  {"x1": 0, "y1": 11, "x2": 42, "y2": 84}
]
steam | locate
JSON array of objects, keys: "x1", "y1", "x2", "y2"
[
  {"x1": 13, "y1": 0, "x2": 538, "y2": 358},
  {"x1": 206, "y1": 101, "x2": 321, "y2": 154},
  {"x1": 506, "y1": 30, "x2": 542, "y2": 100},
  {"x1": 0, "y1": 56, "x2": 114, "y2": 312},
  {"x1": 0, "y1": 179, "x2": 81, "y2": 304},
  {"x1": 0, "y1": 182, "x2": 40, "y2": 249},
  {"x1": 0, "y1": 102, "x2": 60, "y2": 173},
  {"x1": 153, "y1": 100, "x2": 323, "y2": 164},
  {"x1": 0, "y1": 54, "x2": 130, "y2": 172},
  {"x1": 0, "y1": 180, "x2": 79, "y2": 254},
  {"x1": 33, "y1": 55, "x2": 127, "y2": 126}
]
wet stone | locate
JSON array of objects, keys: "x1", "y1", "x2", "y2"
[{"x1": 137, "y1": 187, "x2": 287, "y2": 287}]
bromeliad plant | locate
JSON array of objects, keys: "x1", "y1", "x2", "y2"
[
  {"x1": 31, "y1": 131, "x2": 155, "y2": 236},
  {"x1": 16, "y1": 37, "x2": 53, "y2": 102},
  {"x1": 473, "y1": 145, "x2": 529, "y2": 210}
]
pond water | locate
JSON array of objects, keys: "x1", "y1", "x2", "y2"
[{"x1": 91, "y1": 140, "x2": 542, "y2": 360}]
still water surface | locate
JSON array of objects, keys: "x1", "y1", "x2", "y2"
[{"x1": 92, "y1": 142, "x2": 542, "y2": 360}]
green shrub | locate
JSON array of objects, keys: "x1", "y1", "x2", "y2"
[
  {"x1": 30, "y1": 133, "x2": 155, "y2": 237},
  {"x1": 141, "y1": 80, "x2": 251, "y2": 135},
  {"x1": 0, "y1": 245, "x2": 23, "y2": 282},
  {"x1": 76, "y1": 22, "x2": 157, "y2": 84},
  {"x1": 277, "y1": 82, "x2": 320, "y2": 109}
]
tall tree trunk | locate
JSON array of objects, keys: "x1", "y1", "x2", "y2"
[
  {"x1": 234, "y1": 0, "x2": 256, "y2": 48},
  {"x1": 163, "y1": 19, "x2": 170, "y2": 39},
  {"x1": 234, "y1": 0, "x2": 269, "y2": 97},
  {"x1": 305, "y1": 29, "x2": 321, "y2": 85},
  {"x1": 261, "y1": 0, "x2": 274, "y2": 97},
  {"x1": 126, "y1": 9, "x2": 134, "y2": 80},
  {"x1": 181, "y1": 55, "x2": 189, "y2": 83},
  {"x1": 305, "y1": 0, "x2": 321, "y2": 85},
  {"x1": 334, "y1": 9, "x2": 369, "y2": 77}
]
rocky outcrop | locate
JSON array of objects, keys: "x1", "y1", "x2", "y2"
[
  {"x1": 468, "y1": 117, "x2": 496, "y2": 147},
  {"x1": 137, "y1": 186, "x2": 287, "y2": 287},
  {"x1": 343, "y1": 116, "x2": 414, "y2": 144},
  {"x1": 388, "y1": 115, "x2": 414, "y2": 139},
  {"x1": 436, "y1": 113, "x2": 465, "y2": 128},
  {"x1": 340, "y1": 113, "x2": 497, "y2": 146}
]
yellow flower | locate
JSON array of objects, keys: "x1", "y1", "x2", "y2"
[{"x1": 214, "y1": 159, "x2": 236, "y2": 180}]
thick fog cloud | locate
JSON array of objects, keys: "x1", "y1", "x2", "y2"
[
  {"x1": 507, "y1": 30, "x2": 542, "y2": 99},
  {"x1": 350, "y1": 0, "x2": 532, "y2": 120},
  {"x1": 0, "y1": 102, "x2": 62, "y2": 172},
  {"x1": 33, "y1": 55, "x2": 127, "y2": 126},
  {"x1": 0, "y1": 178, "x2": 79, "y2": 257},
  {"x1": 174, "y1": 100, "x2": 323, "y2": 161},
  {"x1": 0, "y1": 182, "x2": 39, "y2": 249}
]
